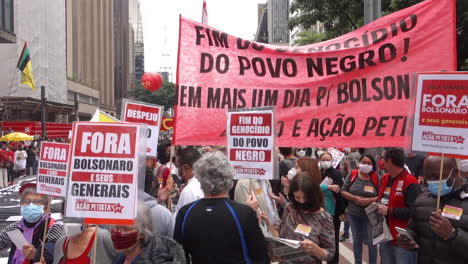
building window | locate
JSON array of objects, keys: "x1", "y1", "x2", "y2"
[{"x1": 0, "y1": 0, "x2": 14, "y2": 33}]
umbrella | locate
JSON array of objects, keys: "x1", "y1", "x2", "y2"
[{"x1": 0, "y1": 132, "x2": 34, "y2": 142}]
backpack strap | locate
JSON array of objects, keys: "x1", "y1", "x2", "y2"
[
  {"x1": 349, "y1": 170, "x2": 359, "y2": 185},
  {"x1": 223, "y1": 200, "x2": 252, "y2": 264}
]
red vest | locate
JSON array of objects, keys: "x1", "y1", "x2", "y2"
[{"x1": 377, "y1": 169, "x2": 418, "y2": 241}]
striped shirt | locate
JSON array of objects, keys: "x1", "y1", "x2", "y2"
[
  {"x1": 279, "y1": 204, "x2": 335, "y2": 264},
  {"x1": 0, "y1": 220, "x2": 64, "y2": 251}
]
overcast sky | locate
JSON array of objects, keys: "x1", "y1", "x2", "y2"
[{"x1": 140, "y1": 0, "x2": 267, "y2": 79}]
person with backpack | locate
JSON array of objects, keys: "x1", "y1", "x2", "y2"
[{"x1": 341, "y1": 154, "x2": 380, "y2": 264}]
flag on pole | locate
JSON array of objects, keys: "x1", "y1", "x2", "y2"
[
  {"x1": 17, "y1": 42, "x2": 36, "y2": 90},
  {"x1": 202, "y1": 0, "x2": 208, "y2": 24},
  {"x1": 90, "y1": 108, "x2": 120, "y2": 122}
]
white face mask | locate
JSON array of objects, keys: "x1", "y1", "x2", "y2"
[
  {"x1": 320, "y1": 161, "x2": 332, "y2": 170},
  {"x1": 459, "y1": 159, "x2": 468, "y2": 173},
  {"x1": 287, "y1": 167, "x2": 297, "y2": 180},
  {"x1": 359, "y1": 163, "x2": 373, "y2": 174},
  {"x1": 296, "y1": 150, "x2": 306, "y2": 157}
]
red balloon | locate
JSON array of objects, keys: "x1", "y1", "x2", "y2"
[{"x1": 141, "y1": 72, "x2": 162, "y2": 92}]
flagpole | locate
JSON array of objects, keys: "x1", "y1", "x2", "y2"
[{"x1": 0, "y1": 65, "x2": 19, "y2": 136}]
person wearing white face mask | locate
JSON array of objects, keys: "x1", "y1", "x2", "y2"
[
  {"x1": 295, "y1": 148, "x2": 306, "y2": 158},
  {"x1": 341, "y1": 154, "x2": 380, "y2": 264},
  {"x1": 318, "y1": 152, "x2": 344, "y2": 264}
]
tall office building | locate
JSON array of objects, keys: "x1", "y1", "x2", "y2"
[
  {"x1": 0, "y1": 0, "x2": 72, "y2": 123},
  {"x1": 66, "y1": 0, "x2": 115, "y2": 119},
  {"x1": 267, "y1": 0, "x2": 289, "y2": 44}
]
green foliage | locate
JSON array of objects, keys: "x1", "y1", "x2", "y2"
[
  {"x1": 128, "y1": 81, "x2": 175, "y2": 110},
  {"x1": 290, "y1": 0, "x2": 468, "y2": 70},
  {"x1": 293, "y1": 31, "x2": 325, "y2": 46}
]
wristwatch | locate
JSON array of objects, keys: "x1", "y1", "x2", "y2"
[{"x1": 445, "y1": 228, "x2": 458, "y2": 241}]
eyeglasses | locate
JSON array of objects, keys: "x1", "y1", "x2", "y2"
[{"x1": 21, "y1": 199, "x2": 46, "y2": 205}]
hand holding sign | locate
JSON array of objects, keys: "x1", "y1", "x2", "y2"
[
  {"x1": 430, "y1": 210, "x2": 455, "y2": 240},
  {"x1": 22, "y1": 244, "x2": 37, "y2": 260}
]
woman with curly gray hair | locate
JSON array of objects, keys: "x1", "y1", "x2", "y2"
[
  {"x1": 111, "y1": 203, "x2": 185, "y2": 264},
  {"x1": 174, "y1": 151, "x2": 267, "y2": 264}
]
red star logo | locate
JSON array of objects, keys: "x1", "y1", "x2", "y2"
[
  {"x1": 258, "y1": 169, "x2": 266, "y2": 175},
  {"x1": 113, "y1": 203, "x2": 124, "y2": 213},
  {"x1": 456, "y1": 136, "x2": 465, "y2": 144},
  {"x1": 147, "y1": 147, "x2": 152, "y2": 152}
]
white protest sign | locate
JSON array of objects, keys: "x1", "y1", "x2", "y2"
[
  {"x1": 227, "y1": 108, "x2": 275, "y2": 180},
  {"x1": 411, "y1": 72, "x2": 468, "y2": 155},
  {"x1": 121, "y1": 99, "x2": 163, "y2": 157},
  {"x1": 7, "y1": 230, "x2": 28, "y2": 249},
  {"x1": 36, "y1": 142, "x2": 70, "y2": 197},
  {"x1": 65, "y1": 122, "x2": 145, "y2": 225},
  {"x1": 327, "y1": 147, "x2": 345, "y2": 168}
]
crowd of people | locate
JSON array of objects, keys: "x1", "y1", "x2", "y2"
[
  {"x1": 0, "y1": 140, "x2": 467, "y2": 263},
  {"x1": 0, "y1": 141, "x2": 40, "y2": 188}
]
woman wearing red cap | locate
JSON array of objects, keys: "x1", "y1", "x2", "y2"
[{"x1": 0, "y1": 183, "x2": 64, "y2": 264}]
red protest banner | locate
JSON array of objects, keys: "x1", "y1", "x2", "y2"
[
  {"x1": 411, "y1": 72, "x2": 468, "y2": 155},
  {"x1": 173, "y1": 0, "x2": 456, "y2": 148},
  {"x1": 65, "y1": 122, "x2": 145, "y2": 225},
  {"x1": 37, "y1": 142, "x2": 70, "y2": 197}
]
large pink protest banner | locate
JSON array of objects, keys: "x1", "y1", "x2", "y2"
[{"x1": 174, "y1": 0, "x2": 456, "y2": 147}]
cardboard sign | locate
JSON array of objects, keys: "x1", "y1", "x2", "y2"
[
  {"x1": 227, "y1": 108, "x2": 275, "y2": 180},
  {"x1": 174, "y1": 0, "x2": 456, "y2": 148},
  {"x1": 37, "y1": 142, "x2": 70, "y2": 197},
  {"x1": 327, "y1": 147, "x2": 345, "y2": 168},
  {"x1": 65, "y1": 122, "x2": 146, "y2": 225},
  {"x1": 121, "y1": 99, "x2": 163, "y2": 157},
  {"x1": 411, "y1": 72, "x2": 468, "y2": 155}
]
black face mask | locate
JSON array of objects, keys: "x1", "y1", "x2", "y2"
[{"x1": 291, "y1": 200, "x2": 313, "y2": 211}]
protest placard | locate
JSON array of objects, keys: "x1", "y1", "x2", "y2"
[
  {"x1": 121, "y1": 99, "x2": 163, "y2": 157},
  {"x1": 327, "y1": 147, "x2": 345, "y2": 168},
  {"x1": 227, "y1": 108, "x2": 275, "y2": 180},
  {"x1": 36, "y1": 142, "x2": 70, "y2": 197},
  {"x1": 411, "y1": 72, "x2": 467, "y2": 155},
  {"x1": 173, "y1": 0, "x2": 456, "y2": 148},
  {"x1": 65, "y1": 122, "x2": 146, "y2": 225}
]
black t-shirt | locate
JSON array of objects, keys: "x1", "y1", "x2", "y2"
[{"x1": 174, "y1": 198, "x2": 267, "y2": 264}]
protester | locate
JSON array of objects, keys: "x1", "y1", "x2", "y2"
[
  {"x1": 318, "y1": 152, "x2": 344, "y2": 264},
  {"x1": 174, "y1": 151, "x2": 267, "y2": 264},
  {"x1": 0, "y1": 183, "x2": 64, "y2": 264},
  {"x1": 234, "y1": 178, "x2": 280, "y2": 225},
  {"x1": 377, "y1": 147, "x2": 422, "y2": 264},
  {"x1": 459, "y1": 159, "x2": 468, "y2": 178},
  {"x1": 339, "y1": 155, "x2": 360, "y2": 242},
  {"x1": 264, "y1": 171, "x2": 335, "y2": 263},
  {"x1": 405, "y1": 153, "x2": 426, "y2": 184},
  {"x1": 397, "y1": 156, "x2": 468, "y2": 264},
  {"x1": 26, "y1": 146, "x2": 38, "y2": 176},
  {"x1": 0, "y1": 143, "x2": 11, "y2": 188},
  {"x1": 139, "y1": 191, "x2": 175, "y2": 238},
  {"x1": 54, "y1": 224, "x2": 116, "y2": 264},
  {"x1": 14, "y1": 145, "x2": 28, "y2": 179},
  {"x1": 294, "y1": 148, "x2": 306, "y2": 158},
  {"x1": 6, "y1": 144, "x2": 15, "y2": 185},
  {"x1": 341, "y1": 154, "x2": 379, "y2": 264},
  {"x1": 159, "y1": 147, "x2": 203, "y2": 216},
  {"x1": 111, "y1": 204, "x2": 185, "y2": 264}
]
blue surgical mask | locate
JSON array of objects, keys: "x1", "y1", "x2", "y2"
[
  {"x1": 427, "y1": 169, "x2": 455, "y2": 197},
  {"x1": 21, "y1": 204, "x2": 44, "y2": 223}
]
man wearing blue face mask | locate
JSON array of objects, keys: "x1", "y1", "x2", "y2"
[
  {"x1": 0, "y1": 183, "x2": 64, "y2": 264},
  {"x1": 397, "y1": 156, "x2": 468, "y2": 264}
]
